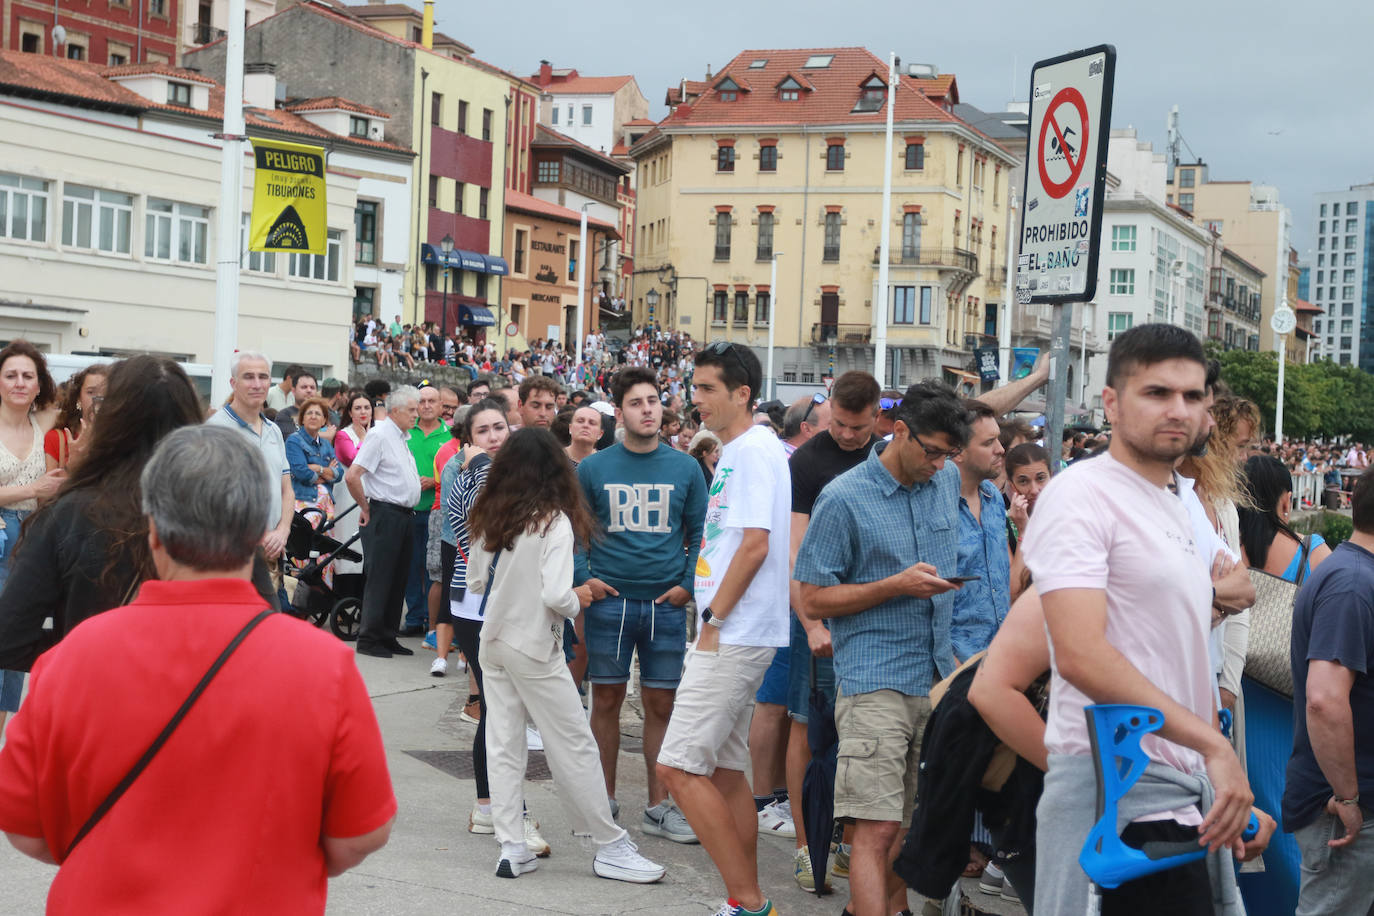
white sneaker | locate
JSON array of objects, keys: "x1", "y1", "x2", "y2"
[
  {"x1": 496, "y1": 841, "x2": 538, "y2": 879},
  {"x1": 526, "y1": 725, "x2": 544, "y2": 751},
  {"x1": 429, "y1": 657, "x2": 447, "y2": 677},
  {"x1": 468, "y1": 803, "x2": 494, "y2": 835},
  {"x1": 757, "y1": 799, "x2": 795, "y2": 838},
  {"x1": 523, "y1": 812, "x2": 551, "y2": 857},
  {"x1": 593, "y1": 836, "x2": 665, "y2": 883}
]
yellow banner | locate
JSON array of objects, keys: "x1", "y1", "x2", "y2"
[{"x1": 248, "y1": 138, "x2": 326, "y2": 255}]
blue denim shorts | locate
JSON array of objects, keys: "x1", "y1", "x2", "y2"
[
  {"x1": 755, "y1": 639, "x2": 790, "y2": 705},
  {"x1": 584, "y1": 596, "x2": 687, "y2": 689},
  {"x1": 787, "y1": 612, "x2": 836, "y2": 723},
  {"x1": 0, "y1": 506, "x2": 28, "y2": 713}
]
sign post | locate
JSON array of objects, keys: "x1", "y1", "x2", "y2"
[
  {"x1": 1017, "y1": 45, "x2": 1115, "y2": 470},
  {"x1": 1270, "y1": 302, "x2": 1296, "y2": 442}
]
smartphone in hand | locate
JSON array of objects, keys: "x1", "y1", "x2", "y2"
[{"x1": 943, "y1": 575, "x2": 982, "y2": 585}]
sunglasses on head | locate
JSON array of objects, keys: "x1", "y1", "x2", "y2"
[
  {"x1": 880, "y1": 397, "x2": 903, "y2": 411},
  {"x1": 705, "y1": 340, "x2": 751, "y2": 376},
  {"x1": 802, "y1": 392, "x2": 827, "y2": 425}
]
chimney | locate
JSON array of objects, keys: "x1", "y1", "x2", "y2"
[
  {"x1": 538, "y1": 59, "x2": 552, "y2": 87},
  {"x1": 421, "y1": 0, "x2": 434, "y2": 49},
  {"x1": 243, "y1": 62, "x2": 277, "y2": 110}
]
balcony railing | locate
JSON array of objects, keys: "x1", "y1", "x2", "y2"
[
  {"x1": 811, "y1": 323, "x2": 871, "y2": 344},
  {"x1": 986, "y1": 266, "x2": 1007, "y2": 286},
  {"x1": 871, "y1": 247, "x2": 979, "y2": 274},
  {"x1": 193, "y1": 22, "x2": 226, "y2": 44}
]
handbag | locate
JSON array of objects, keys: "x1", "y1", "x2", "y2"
[
  {"x1": 63, "y1": 608, "x2": 275, "y2": 858},
  {"x1": 1243, "y1": 535, "x2": 1312, "y2": 697}
]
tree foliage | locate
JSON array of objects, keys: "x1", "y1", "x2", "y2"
[{"x1": 1208, "y1": 344, "x2": 1374, "y2": 441}]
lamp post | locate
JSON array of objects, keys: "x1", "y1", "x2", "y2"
[
  {"x1": 768, "y1": 252, "x2": 782, "y2": 401},
  {"x1": 645, "y1": 287, "x2": 659, "y2": 330},
  {"x1": 439, "y1": 232, "x2": 454, "y2": 341}
]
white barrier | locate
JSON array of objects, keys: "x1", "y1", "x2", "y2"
[{"x1": 1292, "y1": 472, "x2": 1323, "y2": 509}]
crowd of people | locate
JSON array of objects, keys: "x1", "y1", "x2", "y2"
[{"x1": 0, "y1": 322, "x2": 1371, "y2": 916}]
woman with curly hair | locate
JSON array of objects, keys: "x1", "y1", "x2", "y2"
[
  {"x1": 466, "y1": 428, "x2": 664, "y2": 885},
  {"x1": 43, "y1": 363, "x2": 109, "y2": 470}
]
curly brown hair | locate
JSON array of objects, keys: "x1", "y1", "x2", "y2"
[
  {"x1": 54, "y1": 364, "x2": 111, "y2": 434},
  {"x1": 466, "y1": 428, "x2": 596, "y2": 553}
]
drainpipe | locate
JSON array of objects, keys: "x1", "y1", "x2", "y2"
[{"x1": 412, "y1": 68, "x2": 429, "y2": 325}]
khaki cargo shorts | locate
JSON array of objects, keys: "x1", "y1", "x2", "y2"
[{"x1": 833, "y1": 688, "x2": 932, "y2": 825}]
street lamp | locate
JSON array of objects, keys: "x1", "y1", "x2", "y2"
[
  {"x1": 645, "y1": 287, "x2": 659, "y2": 329},
  {"x1": 439, "y1": 233, "x2": 454, "y2": 341}
]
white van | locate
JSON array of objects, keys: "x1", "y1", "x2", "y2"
[{"x1": 44, "y1": 353, "x2": 214, "y2": 403}]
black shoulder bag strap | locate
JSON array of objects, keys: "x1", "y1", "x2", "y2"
[
  {"x1": 477, "y1": 550, "x2": 502, "y2": 618},
  {"x1": 1295, "y1": 534, "x2": 1313, "y2": 586},
  {"x1": 63, "y1": 607, "x2": 275, "y2": 859}
]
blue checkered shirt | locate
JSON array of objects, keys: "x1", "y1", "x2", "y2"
[
  {"x1": 793, "y1": 446, "x2": 960, "y2": 697},
  {"x1": 950, "y1": 479, "x2": 1012, "y2": 661}
]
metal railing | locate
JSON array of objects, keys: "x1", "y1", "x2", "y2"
[
  {"x1": 871, "y1": 247, "x2": 979, "y2": 273},
  {"x1": 193, "y1": 22, "x2": 226, "y2": 44},
  {"x1": 811, "y1": 323, "x2": 871, "y2": 344}
]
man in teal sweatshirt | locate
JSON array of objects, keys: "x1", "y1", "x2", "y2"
[{"x1": 576, "y1": 366, "x2": 706, "y2": 844}]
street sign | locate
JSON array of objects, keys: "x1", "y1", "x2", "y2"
[
  {"x1": 505, "y1": 322, "x2": 519, "y2": 337},
  {"x1": 248, "y1": 138, "x2": 327, "y2": 255},
  {"x1": 1017, "y1": 46, "x2": 1115, "y2": 304}
]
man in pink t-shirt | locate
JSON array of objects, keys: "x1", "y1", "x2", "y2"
[{"x1": 1023, "y1": 324, "x2": 1253, "y2": 914}]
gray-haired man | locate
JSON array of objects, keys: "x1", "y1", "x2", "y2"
[{"x1": 345, "y1": 386, "x2": 423, "y2": 659}]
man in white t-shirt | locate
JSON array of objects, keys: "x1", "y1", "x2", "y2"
[
  {"x1": 1024, "y1": 324, "x2": 1255, "y2": 914},
  {"x1": 656, "y1": 341, "x2": 789, "y2": 916}
]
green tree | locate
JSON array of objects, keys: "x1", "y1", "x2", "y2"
[{"x1": 1209, "y1": 344, "x2": 1374, "y2": 440}]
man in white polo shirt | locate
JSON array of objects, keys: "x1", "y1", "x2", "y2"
[{"x1": 345, "y1": 386, "x2": 423, "y2": 660}]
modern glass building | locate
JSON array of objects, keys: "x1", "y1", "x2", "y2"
[{"x1": 1311, "y1": 183, "x2": 1374, "y2": 372}]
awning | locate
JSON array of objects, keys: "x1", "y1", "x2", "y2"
[
  {"x1": 455, "y1": 249, "x2": 487, "y2": 272},
  {"x1": 458, "y1": 305, "x2": 496, "y2": 327},
  {"x1": 419, "y1": 244, "x2": 504, "y2": 275},
  {"x1": 483, "y1": 255, "x2": 509, "y2": 276}
]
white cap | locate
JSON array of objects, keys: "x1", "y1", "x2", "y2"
[{"x1": 590, "y1": 400, "x2": 615, "y2": 417}]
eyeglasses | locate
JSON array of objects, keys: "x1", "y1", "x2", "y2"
[
  {"x1": 802, "y1": 392, "x2": 827, "y2": 425},
  {"x1": 912, "y1": 432, "x2": 962, "y2": 461},
  {"x1": 879, "y1": 397, "x2": 903, "y2": 412}
]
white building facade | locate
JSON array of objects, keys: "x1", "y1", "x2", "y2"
[{"x1": 1310, "y1": 183, "x2": 1374, "y2": 373}]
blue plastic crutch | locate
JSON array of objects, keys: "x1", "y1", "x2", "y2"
[{"x1": 1080, "y1": 704, "x2": 1257, "y2": 890}]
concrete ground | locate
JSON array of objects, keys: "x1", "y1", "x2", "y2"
[{"x1": 0, "y1": 635, "x2": 1025, "y2": 915}]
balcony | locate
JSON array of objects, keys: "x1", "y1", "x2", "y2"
[
  {"x1": 811, "y1": 323, "x2": 871, "y2": 345},
  {"x1": 193, "y1": 22, "x2": 226, "y2": 44},
  {"x1": 1010, "y1": 302, "x2": 1099, "y2": 351},
  {"x1": 871, "y1": 247, "x2": 979, "y2": 274}
]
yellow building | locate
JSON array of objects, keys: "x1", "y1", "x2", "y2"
[{"x1": 631, "y1": 48, "x2": 1017, "y2": 388}]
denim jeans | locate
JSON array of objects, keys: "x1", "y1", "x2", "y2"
[
  {"x1": 0, "y1": 506, "x2": 29, "y2": 712},
  {"x1": 1294, "y1": 810, "x2": 1374, "y2": 915}
]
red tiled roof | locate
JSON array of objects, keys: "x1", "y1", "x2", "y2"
[
  {"x1": 504, "y1": 189, "x2": 620, "y2": 236},
  {"x1": 533, "y1": 124, "x2": 631, "y2": 173},
  {"x1": 623, "y1": 117, "x2": 656, "y2": 127},
  {"x1": 103, "y1": 62, "x2": 217, "y2": 85},
  {"x1": 610, "y1": 142, "x2": 629, "y2": 156},
  {"x1": 286, "y1": 95, "x2": 391, "y2": 118},
  {"x1": 534, "y1": 74, "x2": 634, "y2": 95},
  {"x1": 655, "y1": 48, "x2": 1000, "y2": 148},
  {"x1": 1294, "y1": 298, "x2": 1322, "y2": 313},
  {"x1": 909, "y1": 74, "x2": 957, "y2": 102}
]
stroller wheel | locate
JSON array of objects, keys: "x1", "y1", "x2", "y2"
[{"x1": 330, "y1": 597, "x2": 362, "y2": 642}]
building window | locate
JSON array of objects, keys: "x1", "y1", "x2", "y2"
[
  {"x1": 62, "y1": 185, "x2": 131, "y2": 253},
  {"x1": 454, "y1": 182, "x2": 464, "y2": 215},
  {"x1": 514, "y1": 229, "x2": 526, "y2": 273},
  {"x1": 1109, "y1": 268, "x2": 1134, "y2": 295},
  {"x1": 717, "y1": 146, "x2": 735, "y2": 172},
  {"x1": 353, "y1": 285, "x2": 375, "y2": 320},
  {"x1": 536, "y1": 161, "x2": 560, "y2": 183},
  {"x1": 720, "y1": 91, "x2": 737, "y2": 102},
  {"x1": 904, "y1": 142, "x2": 924, "y2": 170},
  {"x1": 428, "y1": 175, "x2": 439, "y2": 207},
  {"x1": 1107, "y1": 311, "x2": 1134, "y2": 340},
  {"x1": 149, "y1": 0, "x2": 166, "y2": 15},
  {"x1": 1347, "y1": 236, "x2": 1357, "y2": 249},
  {"x1": 354, "y1": 200, "x2": 377, "y2": 264},
  {"x1": 482, "y1": 108, "x2": 492, "y2": 141},
  {"x1": 956, "y1": 147, "x2": 964, "y2": 185},
  {"x1": 823, "y1": 211, "x2": 840, "y2": 261},
  {"x1": 780, "y1": 89, "x2": 798, "y2": 101},
  {"x1": 734, "y1": 291, "x2": 748, "y2": 324},
  {"x1": 755, "y1": 290, "x2": 770, "y2": 324},
  {"x1": 475, "y1": 272, "x2": 487, "y2": 301},
  {"x1": 919, "y1": 286, "x2": 933, "y2": 324},
  {"x1": 568, "y1": 239, "x2": 578, "y2": 280},
  {"x1": 288, "y1": 228, "x2": 342, "y2": 281},
  {"x1": 1179, "y1": 169, "x2": 1195, "y2": 188},
  {"x1": 826, "y1": 143, "x2": 844, "y2": 171},
  {"x1": 0, "y1": 173, "x2": 49, "y2": 242},
  {"x1": 109, "y1": 51, "x2": 127, "y2": 65},
  {"x1": 458, "y1": 100, "x2": 468, "y2": 133},
  {"x1": 20, "y1": 32, "x2": 40, "y2": 54},
  {"x1": 144, "y1": 198, "x2": 209, "y2": 263},
  {"x1": 479, "y1": 188, "x2": 489, "y2": 220},
  {"x1": 756, "y1": 211, "x2": 774, "y2": 260},
  {"x1": 349, "y1": 116, "x2": 368, "y2": 138},
  {"x1": 712, "y1": 290, "x2": 728, "y2": 323},
  {"x1": 1320, "y1": 203, "x2": 1327, "y2": 217},
  {"x1": 66, "y1": 42, "x2": 85, "y2": 60},
  {"x1": 582, "y1": 105, "x2": 592, "y2": 126},
  {"x1": 167, "y1": 81, "x2": 191, "y2": 106},
  {"x1": 714, "y1": 212, "x2": 731, "y2": 260},
  {"x1": 1111, "y1": 225, "x2": 1137, "y2": 251},
  {"x1": 893, "y1": 286, "x2": 915, "y2": 324},
  {"x1": 901, "y1": 212, "x2": 921, "y2": 260},
  {"x1": 984, "y1": 301, "x2": 998, "y2": 338},
  {"x1": 1348, "y1": 201, "x2": 1358, "y2": 215},
  {"x1": 431, "y1": 91, "x2": 443, "y2": 126},
  {"x1": 759, "y1": 145, "x2": 777, "y2": 172},
  {"x1": 239, "y1": 214, "x2": 275, "y2": 273},
  {"x1": 1178, "y1": 193, "x2": 1194, "y2": 211},
  {"x1": 550, "y1": 106, "x2": 558, "y2": 125}
]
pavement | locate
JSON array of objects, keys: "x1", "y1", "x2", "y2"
[{"x1": 0, "y1": 634, "x2": 1026, "y2": 915}]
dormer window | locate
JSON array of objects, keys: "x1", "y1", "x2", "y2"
[
  {"x1": 167, "y1": 81, "x2": 191, "y2": 106},
  {"x1": 853, "y1": 75, "x2": 888, "y2": 113},
  {"x1": 349, "y1": 116, "x2": 369, "y2": 138},
  {"x1": 778, "y1": 77, "x2": 802, "y2": 102},
  {"x1": 717, "y1": 76, "x2": 740, "y2": 102},
  {"x1": 720, "y1": 91, "x2": 737, "y2": 102}
]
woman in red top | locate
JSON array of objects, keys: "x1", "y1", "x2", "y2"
[{"x1": 44, "y1": 365, "x2": 109, "y2": 471}]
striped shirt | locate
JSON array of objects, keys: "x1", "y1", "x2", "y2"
[{"x1": 793, "y1": 447, "x2": 960, "y2": 697}]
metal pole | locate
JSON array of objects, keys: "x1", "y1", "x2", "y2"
[
  {"x1": 767, "y1": 253, "x2": 779, "y2": 400},
  {"x1": 440, "y1": 267, "x2": 449, "y2": 340},
  {"x1": 1045, "y1": 302, "x2": 1073, "y2": 473},
  {"x1": 1275, "y1": 333, "x2": 1287, "y2": 443},
  {"x1": 873, "y1": 51, "x2": 897, "y2": 388},
  {"x1": 575, "y1": 206, "x2": 588, "y2": 365},
  {"x1": 211, "y1": 0, "x2": 246, "y2": 406},
  {"x1": 1000, "y1": 190, "x2": 1016, "y2": 382},
  {"x1": 1079, "y1": 302, "x2": 1088, "y2": 405}
]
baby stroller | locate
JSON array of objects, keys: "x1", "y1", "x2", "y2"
[{"x1": 283, "y1": 504, "x2": 364, "y2": 641}]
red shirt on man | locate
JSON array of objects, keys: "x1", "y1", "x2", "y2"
[{"x1": 0, "y1": 578, "x2": 396, "y2": 914}]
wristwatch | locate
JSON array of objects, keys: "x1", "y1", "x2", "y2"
[
  {"x1": 1334, "y1": 793, "x2": 1361, "y2": 807},
  {"x1": 701, "y1": 606, "x2": 725, "y2": 628}
]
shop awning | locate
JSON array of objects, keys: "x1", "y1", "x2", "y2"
[
  {"x1": 458, "y1": 305, "x2": 496, "y2": 327},
  {"x1": 454, "y1": 249, "x2": 487, "y2": 272},
  {"x1": 482, "y1": 255, "x2": 510, "y2": 276},
  {"x1": 420, "y1": 244, "x2": 504, "y2": 275}
]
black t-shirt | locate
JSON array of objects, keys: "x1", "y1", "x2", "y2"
[
  {"x1": 789, "y1": 430, "x2": 879, "y2": 516},
  {"x1": 1282, "y1": 541, "x2": 1374, "y2": 831}
]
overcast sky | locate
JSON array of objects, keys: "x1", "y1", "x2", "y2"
[{"x1": 436, "y1": 0, "x2": 1372, "y2": 261}]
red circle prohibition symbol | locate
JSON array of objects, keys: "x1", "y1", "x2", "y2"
[{"x1": 1037, "y1": 87, "x2": 1089, "y2": 199}]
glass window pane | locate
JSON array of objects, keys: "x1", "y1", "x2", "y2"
[
  {"x1": 77, "y1": 203, "x2": 91, "y2": 248},
  {"x1": 116, "y1": 208, "x2": 131, "y2": 253},
  {"x1": 9, "y1": 194, "x2": 22, "y2": 240}
]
